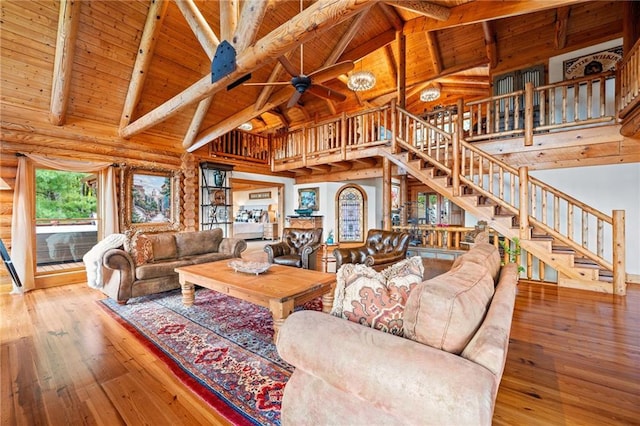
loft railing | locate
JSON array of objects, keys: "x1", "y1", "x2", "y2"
[
  {"x1": 209, "y1": 130, "x2": 269, "y2": 164},
  {"x1": 466, "y1": 71, "x2": 616, "y2": 144},
  {"x1": 617, "y1": 38, "x2": 640, "y2": 119}
]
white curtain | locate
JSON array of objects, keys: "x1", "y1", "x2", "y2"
[{"x1": 10, "y1": 154, "x2": 119, "y2": 293}]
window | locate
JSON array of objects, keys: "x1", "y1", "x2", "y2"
[
  {"x1": 35, "y1": 169, "x2": 98, "y2": 270},
  {"x1": 493, "y1": 64, "x2": 545, "y2": 112},
  {"x1": 336, "y1": 185, "x2": 366, "y2": 243}
]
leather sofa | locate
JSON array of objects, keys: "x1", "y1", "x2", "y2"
[
  {"x1": 276, "y1": 242, "x2": 519, "y2": 425},
  {"x1": 99, "y1": 228, "x2": 246, "y2": 304},
  {"x1": 263, "y1": 227, "x2": 323, "y2": 269},
  {"x1": 333, "y1": 228, "x2": 410, "y2": 271}
]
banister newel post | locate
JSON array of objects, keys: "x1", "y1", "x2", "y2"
[
  {"x1": 519, "y1": 166, "x2": 530, "y2": 240},
  {"x1": 612, "y1": 210, "x2": 626, "y2": 295},
  {"x1": 391, "y1": 98, "x2": 397, "y2": 154},
  {"x1": 452, "y1": 98, "x2": 464, "y2": 196}
]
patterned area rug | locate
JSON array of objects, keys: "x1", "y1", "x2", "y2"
[{"x1": 99, "y1": 288, "x2": 321, "y2": 426}]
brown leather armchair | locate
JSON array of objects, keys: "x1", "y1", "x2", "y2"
[
  {"x1": 264, "y1": 227, "x2": 323, "y2": 269},
  {"x1": 334, "y1": 229, "x2": 410, "y2": 271}
]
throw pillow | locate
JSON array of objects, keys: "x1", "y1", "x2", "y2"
[
  {"x1": 331, "y1": 256, "x2": 424, "y2": 336},
  {"x1": 124, "y1": 230, "x2": 153, "y2": 266},
  {"x1": 403, "y1": 261, "x2": 496, "y2": 354}
]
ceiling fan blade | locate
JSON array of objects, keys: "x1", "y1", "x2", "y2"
[
  {"x1": 278, "y1": 56, "x2": 299, "y2": 77},
  {"x1": 307, "y1": 84, "x2": 347, "y2": 102},
  {"x1": 308, "y1": 61, "x2": 355, "y2": 84},
  {"x1": 286, "y1": 91, "x2": 304, "y2": 109}
]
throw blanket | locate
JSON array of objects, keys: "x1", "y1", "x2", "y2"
[{"x1": 82, "y1": 233, "x2": 127, "y2": 288}]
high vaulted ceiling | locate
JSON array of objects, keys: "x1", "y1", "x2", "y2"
[{"x1": 1, "y1": 0, "x2": 623, "y2": 154}]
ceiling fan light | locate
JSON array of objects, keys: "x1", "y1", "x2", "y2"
[
  {"x1": 420, "y1": 87, "x2": 441, "y2": 102},
  {"x1": 347, "y1": 71, "x2": 376, "y2": 91}
]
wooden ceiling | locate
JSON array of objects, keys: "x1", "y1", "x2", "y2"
[{"x1": 1, "y1": 0, "x2": 624, "y2": 154}]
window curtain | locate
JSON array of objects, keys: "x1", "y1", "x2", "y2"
[{"x1": 10, "y1": 154, "x2": 118, "y2": 294}]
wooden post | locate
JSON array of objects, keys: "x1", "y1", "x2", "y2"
[
  {"x1": 391, "y1": 98, "x2": 397, "y2": 153},
  {"x1": 524, "y1": 82, "x2": 534, "y2": 146},
  {"x1": 452, "y1": 98, "x2": 463, "y2": 196},
  {"x1": 519, "y1": 166, "x2": 530, "y2": 240},
  {"x1": 400, "y1": 175, "x2": 408, "y2": 226},
  {"x1": 383, "y1": 158, "x2": 392, "y2": 230},
  {"x1": 612, "y1": 210, "x2": 626, "y2": 296}
]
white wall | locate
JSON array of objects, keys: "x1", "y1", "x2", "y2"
[{"x1": 293, "y1": 181, "x2": 377, "y2": 241}]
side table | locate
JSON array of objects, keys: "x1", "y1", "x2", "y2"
[{"x1": 318, "y1": 243, "x2": 339, "y2": 273}]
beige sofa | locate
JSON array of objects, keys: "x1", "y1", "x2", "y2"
[
  {"x1": 276, "y1": 242, "x2": 519, "y2": 425},
  {"x1": 100, "y1": 228, "x2": 246, "y2": 304}
]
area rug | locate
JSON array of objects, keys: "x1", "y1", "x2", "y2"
[{"x1": 99, "y1": 288, "x2": 321, "y2": 426}]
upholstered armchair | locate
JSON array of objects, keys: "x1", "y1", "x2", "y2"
[
  {"x1": 334, "y1": 229, "x2": 410, "y2": 271},
  {"x1": 264, "y1": 227, "x2": 323, "y2": 269}
]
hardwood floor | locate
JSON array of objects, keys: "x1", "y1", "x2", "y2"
[{"x1": 1, "y1": 262, "x2": 639, "y2": 424}]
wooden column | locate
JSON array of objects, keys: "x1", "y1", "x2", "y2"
[
  {"x1": 396, "y1": 31, "x2": 406, "y2": 109},
  {"x1": 612, "y1": 210, "x2": 626, "y2": 296},
  {"x1": 452, "y1": 98, "x2": 463, "y2": 196},
  {"x1": 390, "y1": 98, "x2": 397, "y2": 153},
  {"x1": 383, "y1": 158, "x2": 392, "y2": 230},
  {"x1": 518, "y1": 166, "x2": 530, "y2": 240},
  {"x1": 400, "y1": 174, "x2": 408, "y2": 226}
]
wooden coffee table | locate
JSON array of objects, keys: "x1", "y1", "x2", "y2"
[{"x1": 175, "y1": 262, "x2": 335, "y2": 340}]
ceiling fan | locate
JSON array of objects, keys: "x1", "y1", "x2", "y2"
[
  {"x1": 243, "y1": 0, "x2": 353, "y2": 108},
  {"x1": 245, "y1": 54, "x2": 354, "y2": 109}
]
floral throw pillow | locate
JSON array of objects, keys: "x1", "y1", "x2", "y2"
[
  {"x1": 331, "y1": 256, "x2": 424, "y2": 336},
  {"x1": 124, "y1": 230, "x2": 154, "y2": 266}
]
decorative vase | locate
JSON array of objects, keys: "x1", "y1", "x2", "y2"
[{"x1": 213, "y1": 170, "x2": 224, "y2": 187}]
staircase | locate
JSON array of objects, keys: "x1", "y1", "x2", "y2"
[{"x1": 381, "y1": 106, "x2": 626, "y2": 295}]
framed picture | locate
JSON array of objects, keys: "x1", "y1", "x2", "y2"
[
  {"x1": 298, "y1": 187, "x2": 319, "y2": 211},
  {"x1": 121, "y1": 166, "x2": 181, "y2": 232},
  {"x1": 391, "y1": 184, "x2": 400, "y2": 210},
  {"x1": 563, "y1": 46, "x2": 622, "y2": 80},
  {"x1": 249, "y1": 191, "x2": 271, "y2": 200}
]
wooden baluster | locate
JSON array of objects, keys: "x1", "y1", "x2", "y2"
[
  {"x1": 574, "y1": 82, "x2": 580, "y2": 121},
  {"x1": 582, "y1": 210, "x2": 588, "y2": 248},
  {"x1": 597, "y1": 217, "x2": 604, "y2": 258},
  {"x1": 526, "y1": 252, "x2": 533, "y2": 280},
  {"x1": 554, "y1": 195, "x2": 560, "y2": 232},
  {"x1": 539, "y1": 88, "x2": 546, "y2": 126},
  {"x1": 562, "y1": 85, "x2": 568, "y2": 124},
  {"x1": 568, "y1": 204, "x2": 574, "y2": 242},
  {"x1": 586, "y1": 79, "x2": 593, "y2": 120}
]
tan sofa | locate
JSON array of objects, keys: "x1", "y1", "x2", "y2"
[
  {"x1": 276, "y1": 242, "x2": 519, "y2": 425},
  {"x1": 100, "y1": 228, "x2": 246, "y2": 304}
]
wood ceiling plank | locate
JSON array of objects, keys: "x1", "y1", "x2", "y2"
[
  {"x1": 338, "y1": 28, "x2": 396, "y2": 63},
  {"x1": 377, "y1": 3, "x2": 403, "y2": 31}
]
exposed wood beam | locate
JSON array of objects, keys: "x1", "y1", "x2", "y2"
[
  {"x1": 338, "y1": 28, "x2": 396, "y2": 62},
  {"x1": 219, "y1": 0, "x2": 239, "y2": 41},
  {"x1": 404, "y1": 0, "x2": 584, "y2": 34},
  {"x1": 173, "y1": 0, "x2": 219, "y2": 58},
  {"x1": 377, "y1": 2, "x2": 403, "y2": 31},
  {"x1": 119, "y1": 0, "x2": 169, "y2": 129},
  {"x1": 397, "y1": 31, "x2": 406, "y2": 108},
  {"x1": 174, "y1": 0, "x2": 221, "y2": 148},
  {"x1": 554, "y1": 6, "x2": 571, "y2": 50},
  {"x1": 425, "y1": 31, "x2": 442, "y2": 74},
  {"x1": 324, "y1": 8, "x2": 372, "y2": 66},
  {"x1": 482, "y1": 21, "x2": 498, "y2": 69},
  {"x1": 49, "y1": 0, "x2": 81, "y2": 126},
  {"x1": 182, "y1": 97, "x2": 213, "y2": 148},
  {"x1": 268, "y1": 108, "x2": 290, "y2": 128},
  {"x1": 294, "y1": 103, "x2": 312, "y2": 122},
  {"x1": 353, "y1": 157, "x2": 378, "y2": 167},
  {"x1": 327, "y1": 161, "x2": 353, "y2": 171},
  {"x1": 122, "y1": 0, "x2": 375, "y2": 142},
  {"x1": 384, "y1": 44, "x2": 398, "y2": 85},
  {"x1": 232, "y1": 0, "x2": 269, "y2": 52},
  {"x1": 308, "y1": 164, "x2": 333, "y2": 173},
  {"x1": 437, "y1": 75, "x2": 490, "y2": 86},
  {"x1": 383, "y1": 1, "x2": 450, "y2": 21}
]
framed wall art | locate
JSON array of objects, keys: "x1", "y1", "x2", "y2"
[
  {"x1": 298, "y1": 187, "x2": 319, "y2": 211},
  {"x1": 249, "y1": 191, "x2": 271, "y2": 200},
  {"x1": 121, "y1": 166, "x2": 181, "y2": 232}
]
